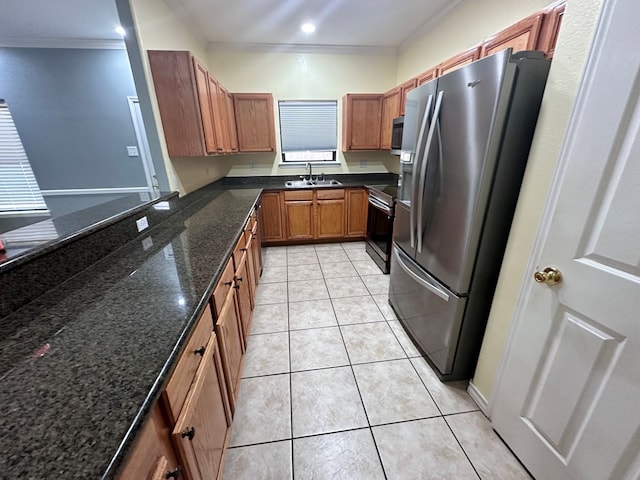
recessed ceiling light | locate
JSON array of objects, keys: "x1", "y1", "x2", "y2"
[
  {"x1": 115, "y1": 25, "x2": 126, "y2": 36},
  {"x1": 301, "y1": 23, "x2": 316, "y2": 34}
]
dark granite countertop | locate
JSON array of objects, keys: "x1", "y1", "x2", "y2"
[
  {"x1": 0, "y1": 173, "x2": 397, "y2": 478},
  {"x1": 0, "y1": 186, "x2": 261, "y2": 479}
]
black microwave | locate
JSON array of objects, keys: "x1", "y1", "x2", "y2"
[{"x1": 391, "y1": 116, "x2": 403, "y2": 155}]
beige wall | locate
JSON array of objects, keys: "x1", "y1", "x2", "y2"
[
  {"x1": 207, "y1": 51, "x2": 400, "y2": 177},
  {"x1": 470, "y1": 0, "x2": 604, "y2": 402},
  {"x1": 128, "y1": 0, "x2": 231, "y2": 194},
  {"x1": 397, "y1": 0, "x2": 551, "y2": 84}
]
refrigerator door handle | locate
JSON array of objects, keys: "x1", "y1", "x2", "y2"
[
  {"x1": 410, "y1": 94, "x2": 434, "y2": 249},
  {"x1": 394, "y1": 246, "x2": 450, "y2": 302},
  {"x1": 417, "y1": 90, "x2": 444, "y2": 253}
]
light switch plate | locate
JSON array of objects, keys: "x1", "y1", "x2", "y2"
[
  {"x1": 127, "y1": 146, "x2": 139, "y2": 157},
  {"x1": 136, "y1": 216, "x2": 149, "y2": 232}
]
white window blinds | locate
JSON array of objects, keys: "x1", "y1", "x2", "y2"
[
  {"x1": 279, "y1": 100, "x2": 337, "y2": 156},
  {"x1": 0, "y1": 100, "x2": 48, "y2": 214}
]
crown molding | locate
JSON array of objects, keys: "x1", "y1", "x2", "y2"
[
  {"x1": 207, "y1": 41, "x2": 397, "y2": 56},
  {"x1": 0, "y1": 37, "x2": 126, "y2": 49},
  {"x1": 398, "y1": 0, "x2": 464, "y2": 54}
]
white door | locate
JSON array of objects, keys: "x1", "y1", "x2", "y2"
[{"x1": 491, "y1": 0, "x2": 640, "y2": 479}]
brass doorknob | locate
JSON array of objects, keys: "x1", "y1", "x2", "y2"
[{"x1": 534, "y1": 267, "x2": 562, "y2": 285}]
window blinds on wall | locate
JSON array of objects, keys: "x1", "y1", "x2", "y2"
[
  {"x1": 279, "y1": 100, "x2": 337, "y2": 153},
  {"x1": 0, "y1": 100, "x2": 48, "y2": 214}
]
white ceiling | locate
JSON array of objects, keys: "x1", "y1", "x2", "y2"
[{"x1": 0, "y1": 0, "x2": 461, "y2": 53}]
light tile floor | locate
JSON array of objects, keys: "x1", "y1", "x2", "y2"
[{"x1": 223, "y1": 242, "x2": 532, "y2": 480}]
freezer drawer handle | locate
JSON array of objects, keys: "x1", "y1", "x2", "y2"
[{"x1": 393, "y1": 247, "x2": 450, "y2": 302}]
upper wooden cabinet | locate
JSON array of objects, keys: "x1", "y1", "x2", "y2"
[
  {"x1": 417, "y1": 67, "x2": 437, "y2": 87},
  {"x1": 380, "y1": 88, "x2": 401, "y2": 150},
  {"x1": 399, "y1": 78, "x2": 418, "y2": 115},
  {"x1": 148, "y1": 50, "x2": 241, "y2": 157},
  {"x1": 342, "y1": 94, "x2": 382, "y2": 151},
  {"x1": 536, "y1": 1, "x2": 566, "y2": 58},
  {"x1": 481, "y1": 12, "x2": 544, "y2": 57},
  {"x1": 233, "y1": 93, "x2": 276, "y2": 152},
  {"x1": 437, "y1": 45, "x2": 481, "y2": 77}
]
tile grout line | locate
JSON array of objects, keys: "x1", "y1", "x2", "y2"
[{"x1": 285, "y1": 252, "x2": 296, "y2": 480}]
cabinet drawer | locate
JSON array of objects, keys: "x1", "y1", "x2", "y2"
[
  {"x1": 233, "y1": 231, "x2": 249, "y2": 269},
  {"x1": 317, "y1": 189, "x2": 345, "y2": 200},
  {"x1": 163, "y1": 305, "x2": 214, "y2": 424},
  {"x1": 212, "y1": 258, "x2": 235, "y2": 318},
  {"x1": 284, "y1": 190, "x2": 313, "y2": 201}
]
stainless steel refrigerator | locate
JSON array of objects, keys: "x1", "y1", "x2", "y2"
[{"x1": 390, "y1": 49, "x2": 550, "y2": 381}]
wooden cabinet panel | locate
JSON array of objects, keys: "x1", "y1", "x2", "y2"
[
  {"x1": 233, "y1": 93, "x2": 276, "y2": 152},
  {"x1": 380, "y1": 88, "x2": 401, "y2": 150},
  {"x1": 316, "y1": 200, "x2": 345, "y2": 239},
  {"x1": 172, "y1": 334, "x2": 230, "y2": 480},
  {"x1": 481, "y1": 12, "x2": 543, "y2": 57},
  {"x1": 437, "y1": 46, "x2": 481, "y2": 77},
  {"x1": 316, "y1": 189, "x2": 344, "y2": 200},
  {"x1": 260, "y1": 192, "x2": 285, "y2": 242},
  {"x1": 399, "y1": 78, "x2": 418, "y2": 115},
  {"x1": 207, "y1": 75, "x2": 226, "y2": 155},
  {"x1": 234, "y1": 254, "x2": 253, "y2": 338},
  {"x1": 244, "y1": 233, "x2": 256, "y2": 309},
  {"x1": 148, "y1": 50, "x2": 206, "y2": 157},
  {"x1": 163, "y1": 306, "x2": 214, "y2": 424},
  {"x1": 285, "y1": 201, "x2": 314, "y2": 240},
  {"x1": 194, "y1": 59, "x2": 219, "y2": 155},
  {"x1": 223, "y1": 88, "x2": 239, "y2": 152},
  {"x1": 284, "y1": 190, "x2": 313, "y2": 201},
  {"x1": 416, "y1": 67, "x2": 438, "y2": 86},
  {"x1": 346, "y1": 188, "x2": 368, "y2": 238},
  {"x1": 118, "y1": 405, "x2": 180, "y2": 480},
  {"x1": 250, "y1": 221, "x2": 261, "y2": 287},
  {"x1": 342, "y1": 94, "x2": 382, "y2": 151},
  {"x1": 537, "y1": 1, "x2": 565, "y2": 58},
  {"x1": 215, "y1": 287, "x2": 244, "y2": 410},
  {"x1": 212, "y1": 258, "x2": 234, "y2": 317}
]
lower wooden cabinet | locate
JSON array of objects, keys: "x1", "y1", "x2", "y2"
[
  {"x1": 346, "y1": 188, "x2": 369, "y2": 237},
  {"x1": 172, "y1": 333, "x2": 231, "y2": 480},
  {"x1": 234, "y1": 252, "x2": 253, "y2": 339},
  {"x1": 285, "y1": 201, "x2": 315, "y2": 240},
  {"x1": 260, "y1": 192, "x2": 286, "y2": 242},
  {"x1": 215, "y1": 287, "x2": 244, "y2": 412}
]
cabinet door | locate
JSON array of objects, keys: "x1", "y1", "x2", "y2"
[
  {"x1": 380, "y1": 88, "x2": 401, "y2": 150},
  {"x1": 481, "y1": 12, "x2": 543, "y2": 57},
  {"x1": 250, "y1": 220, "x2": 261, "y2": 286},
  {"x1": 316, "y1": 199, "x2": 345, "y2": 239},
  {"x1": 234, "y1": 254, "x2": 253, "y2": 338},
  {"x1": 193, "y1": 59, "x2": 218, "y2": 155},
  {"x1": 285, "y1": 201, "x2": 315, "y2": 240},
  {"x1": 346, "y1": 188, "x2": 369, "y2": 238},
  {"x1": 417, "y1": 67, "x2": 437, "y2": 86},
  {"x1": 172, "y1": 334, "x2": 231, "y2": 480},
  {"x1": 223, "y1": 88, "x2": 239, "y2": 152},
  {"x1": 437, "y1": 46, "x2": 481, "y2": 76},
  {"x1": 342, "y1": 94, "x2": 382, "y2": 151},
  {"x1": 233, "y1": 94, "x2": 276, "y2": 152},
  {"x1": 207, "y1": 75, "x2": 226, "y2": 155},
  {"x1": 148, "y1": 51, "x2": 206, "y2": 157},
  {"x1": 215, "y1": 287, "x2": 244, "y2": 411},
  {"x1": 243, "y1": 232, "x2": 256, "y2": 309},
  {"x1": 399, "y1": 78, "x2": 418, "y2": 115},
  {"x1": 260, "y1": 192, "x2": 285, "y2": 243},
  {"x1": 212, "y1": 258, "x2": 235, "y2": 318},
  {"x1": 536, "y1": 1, "x2": 565, "y2": 58}
]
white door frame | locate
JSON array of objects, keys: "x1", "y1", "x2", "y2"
[
  {"x1": 488, "y1": 0, "x2": 625, "y2": 414},
  {"x1": 127, "y1": 96, "x2": 159, "y2": 194}
]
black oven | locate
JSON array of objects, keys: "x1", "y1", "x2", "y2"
[{"x1": 365, "y1": 185, "x2": 397, "y2": 274}]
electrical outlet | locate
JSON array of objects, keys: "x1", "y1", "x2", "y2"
[
  {"x1": 359, "y1": 159, "x2": 368, "y2": 168},
  {"x1": 127, "y1": 146, "x2": 139, "y2": 157},
  {"x1": 136, "y1": 216, "x2": 149, "y2": 232},
  {"x1": 250, "y1": 163, "x2": 258, "y2": 170}
]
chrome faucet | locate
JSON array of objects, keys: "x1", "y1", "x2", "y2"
[{"x1": 305, "y1": 162, "x2": 313, "y2": 181}]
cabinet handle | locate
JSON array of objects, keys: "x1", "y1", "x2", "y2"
[
  {"x1": 240, "y1": 247, "x2": 248, "y2": 252},
  {"x1": 236, "y1": 277, "x2": 243, "y2": 282},
  {"x1": 165, "y1": 466, "x2": 182, "y2": 479},
  {"x1": 233, "y1": 285, "x2": 240, "y2": 290},
  {"x1": 194, "y1": 346, "x2": 206, "y2": 356},
  {"x1": 181, "y1": 427, "x2": 196, "y2": 441},
  {"x1": 224, "y1": 281, "x2": 233, "y2": 286}
]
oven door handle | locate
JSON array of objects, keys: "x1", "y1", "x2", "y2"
[{"x1": 368, "y1": 196, "x2": 392, "y2": 216}]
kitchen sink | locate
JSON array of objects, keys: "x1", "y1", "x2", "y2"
[{"x1": 285, "y1": 179, "x2": 342, "y2": 188}]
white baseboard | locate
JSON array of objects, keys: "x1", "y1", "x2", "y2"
[{"x1": 467, "y1": 380, "x2": 490, "y2": 416}]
